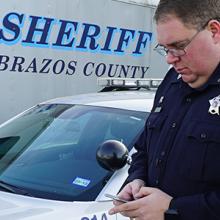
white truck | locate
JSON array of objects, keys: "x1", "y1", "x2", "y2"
[{"x1": 0, "y1": 0, "x2": 168, "y2": 123}]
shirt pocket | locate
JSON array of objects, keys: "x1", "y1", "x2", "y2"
[
  {"x1": 147, "y1": 112, "x2": 167, "y2": 130},
  {"x1": 146, "y1": 113, "x2": 167, "y2": 162},
  {"x1": 184, "y1": 120, "x2": 220, "y2": 182}
]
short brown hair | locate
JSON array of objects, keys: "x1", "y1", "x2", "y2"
[{"x1": 154, "y1": 0, "x2": 220, "y2": 30}]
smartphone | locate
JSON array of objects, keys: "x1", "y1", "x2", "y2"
[{"x1": 105, "y1": 193, "x2": 129, "y2": 203}]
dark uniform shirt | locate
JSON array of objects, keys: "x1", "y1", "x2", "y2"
[{"x1": 128, "y1": 63, "x2": 220, "y2": 220}]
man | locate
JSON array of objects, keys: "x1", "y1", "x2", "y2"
[{"x1": 109, "y1": 0, "x2": 220, "y2": 219}]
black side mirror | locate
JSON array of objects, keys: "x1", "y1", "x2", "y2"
[{"x1": 96, "y1": 140, "x2": 131, "y2": 171}]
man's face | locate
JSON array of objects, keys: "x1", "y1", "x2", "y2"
[{"x1": 156, "y1": 16, "x2": 220, "y2": 88}]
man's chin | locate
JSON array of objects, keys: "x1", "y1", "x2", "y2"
[
  {"x1": 182, "y1": 76, "x2": 201, "y2": 88},
  {"x1": 181, "y1": 75, "x2": 192, "y2": 83},
  {"x1": 181, "y1": 75, "x2": 197, "y2": 85}
]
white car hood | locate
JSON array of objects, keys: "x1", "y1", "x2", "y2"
[{"x1": 0, "y1": 191, "x2": 121, "y2": 220}]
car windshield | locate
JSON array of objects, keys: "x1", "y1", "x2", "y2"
[{"x1": 0, "y1": 104, "x2": 147, "y2": 201}]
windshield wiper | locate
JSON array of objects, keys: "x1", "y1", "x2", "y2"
[{"x1": 0, "y1": 180, "x2": 32, "y2": 196}]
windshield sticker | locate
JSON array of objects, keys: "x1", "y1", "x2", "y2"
[{"x1": 72, "y1": 177, "x2": 91, "y2": 187}]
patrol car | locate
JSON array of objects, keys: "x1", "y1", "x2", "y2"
[{"x1": 0, "y1": 78, "x2": 160, "y2": 220}]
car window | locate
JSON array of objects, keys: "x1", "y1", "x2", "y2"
[{"x1": 0, "y1": 104, "x2": 148, "y2": 201}]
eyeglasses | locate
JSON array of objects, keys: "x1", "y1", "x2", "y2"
[{"x1": 154, "y1": 22, "x2": 209, "y2": 57}]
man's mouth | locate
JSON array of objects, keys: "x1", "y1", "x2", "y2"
[{"x1": 176, "y1": 67, "x2": 188, "y2": 74}]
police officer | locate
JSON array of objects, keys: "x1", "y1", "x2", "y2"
[{"x1": 109, "y1": 0, "x2": 220, "y2": 219}]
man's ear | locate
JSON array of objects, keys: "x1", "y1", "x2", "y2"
[{"x1": 207, "y1": 19, "x2": 220, "y2": 43}]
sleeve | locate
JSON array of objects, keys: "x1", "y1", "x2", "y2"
[
  {"x1": 126, "y1": 69, "x2": 174, "y2": 184},
  {"x1": 169, "y1": 192, "x2": 220, "y2": 220}
]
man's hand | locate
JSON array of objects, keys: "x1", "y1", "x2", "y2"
[
  {"x1": 113, "y1": 179, "x2": 145, "y2": 203},
  {"x1": 109, "y1": 187, "x2": 173, "y2": 220}
]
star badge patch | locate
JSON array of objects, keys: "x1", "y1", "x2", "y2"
[{"x1": 209, "y1": 95, "x2": 220, "y2": 115}]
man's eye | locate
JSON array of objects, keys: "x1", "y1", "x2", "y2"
[
  {"x1": 175, "y1": 42, "x2": 188, "y2": 49},
  {"x1": 176, "y1": 45, "x2": 186, "y2": 49}
]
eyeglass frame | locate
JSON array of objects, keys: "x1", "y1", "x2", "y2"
[{"x1": 153, "y1": 19, "x2": 215, "y2": 57}]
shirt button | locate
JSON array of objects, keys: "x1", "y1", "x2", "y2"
[
  {"x1": 200, "y1": 133, "x2": 207, "y2": 139},
  {"x1": 171, "y1": 122, "x2": 176, "y2": 128},
  {"x1": 161, "y1": 151, "x2": 166, "y2": 157},
  {"x1": 186, "y1": 97, "x2": 191, "y2": 103},
  {"x1": 155, "y1": 158, "x2": 162, "y2": 167}
]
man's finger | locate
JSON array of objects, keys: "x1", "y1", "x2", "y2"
[
  {"x1": 109, "y1": 200, "x2": 140, "y2": 215},
  {"x1": 135, "y1": 187, "x2": 155, "y2": 198}
]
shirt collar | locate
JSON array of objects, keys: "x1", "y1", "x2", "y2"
[
  {"x1": 170, "y1": 62, "x2": 220, "y2": 91},
  {"x1": 197, "y1": 62, "x2": 220, "y2": 91}
]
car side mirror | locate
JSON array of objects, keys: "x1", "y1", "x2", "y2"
[{"x1": 96, "y1": 140, "x2": 131, "y2": 171}]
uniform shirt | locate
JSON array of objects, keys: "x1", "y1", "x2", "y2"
[{"x1": 128, "y1": 63, "x2": 220, "y2": 220}]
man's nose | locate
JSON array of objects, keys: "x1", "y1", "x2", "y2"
[{"x1": 166, "y1": 52, "x2": 180, "y2": 65}]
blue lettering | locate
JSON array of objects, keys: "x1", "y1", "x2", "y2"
[
  {"x1": 76, "y1": 23, "x2": 100, "y2": 51},
  {"x1": 83, "y1": 62, "x2": 94, "y2": 76},
  {"x1": 130, "y1": 66, "x2": 140, "y2": 78},
  {"x1": 0, "y1": 55, "x2": 9, "y2": 71},
  {"x1": 0, "y1": 11, "x2": 153, "y2": 57},
  {"x1": 118, "y1": 65, "x2": 130, "y2": 78},
  {"x1": 53, "y1": 20, "x2": 78, "y2": 48},
  {"x1": 66, "y1": 60, "x2": 77, "y2": 75},
  {"x1": 39, "y1": 59, "x2": 52, "y2": 73},
  {"x1": 132, "y1": 31, "x2": 152, "y2": 55},
  {"x1": 107, "y1": 63, "x2": 118, "y2": 77},
  {"x1": 140, "y1": 66, "x2": 149, "y2": 78},
  {"x1": 101, "y1": 213, "x2": 108, "y2": 220},
  {"x1": 24, "y1": 58, "x2": 37, "y2": 73},
  {"x1": 114, "y1": 28, "x2": 135, "y2": 54},
  {"x1": 80, "y1": 213, "x2": 107, "y2": 220},
  {"x1": 52, "y1": 59, "x2": 65, "y2": 74},
  {"x1": 91, "y1": 215, "x2": 98, "y2": 220},
  {"x1": 10, "y1": 56, "x2": 25, "y2": 72},
  {"x1": 100, "y1": 26, "x2": 117, "y2": 53},
  {"x1": 95, "y1": 63, "x2": 106, "y2": 77},
  {"x1": 22, "y1": 15, "x2": 55, "y2": 46},
  {"x1": 0, "y1": 12, "x2": 24, "y2": 43}
]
